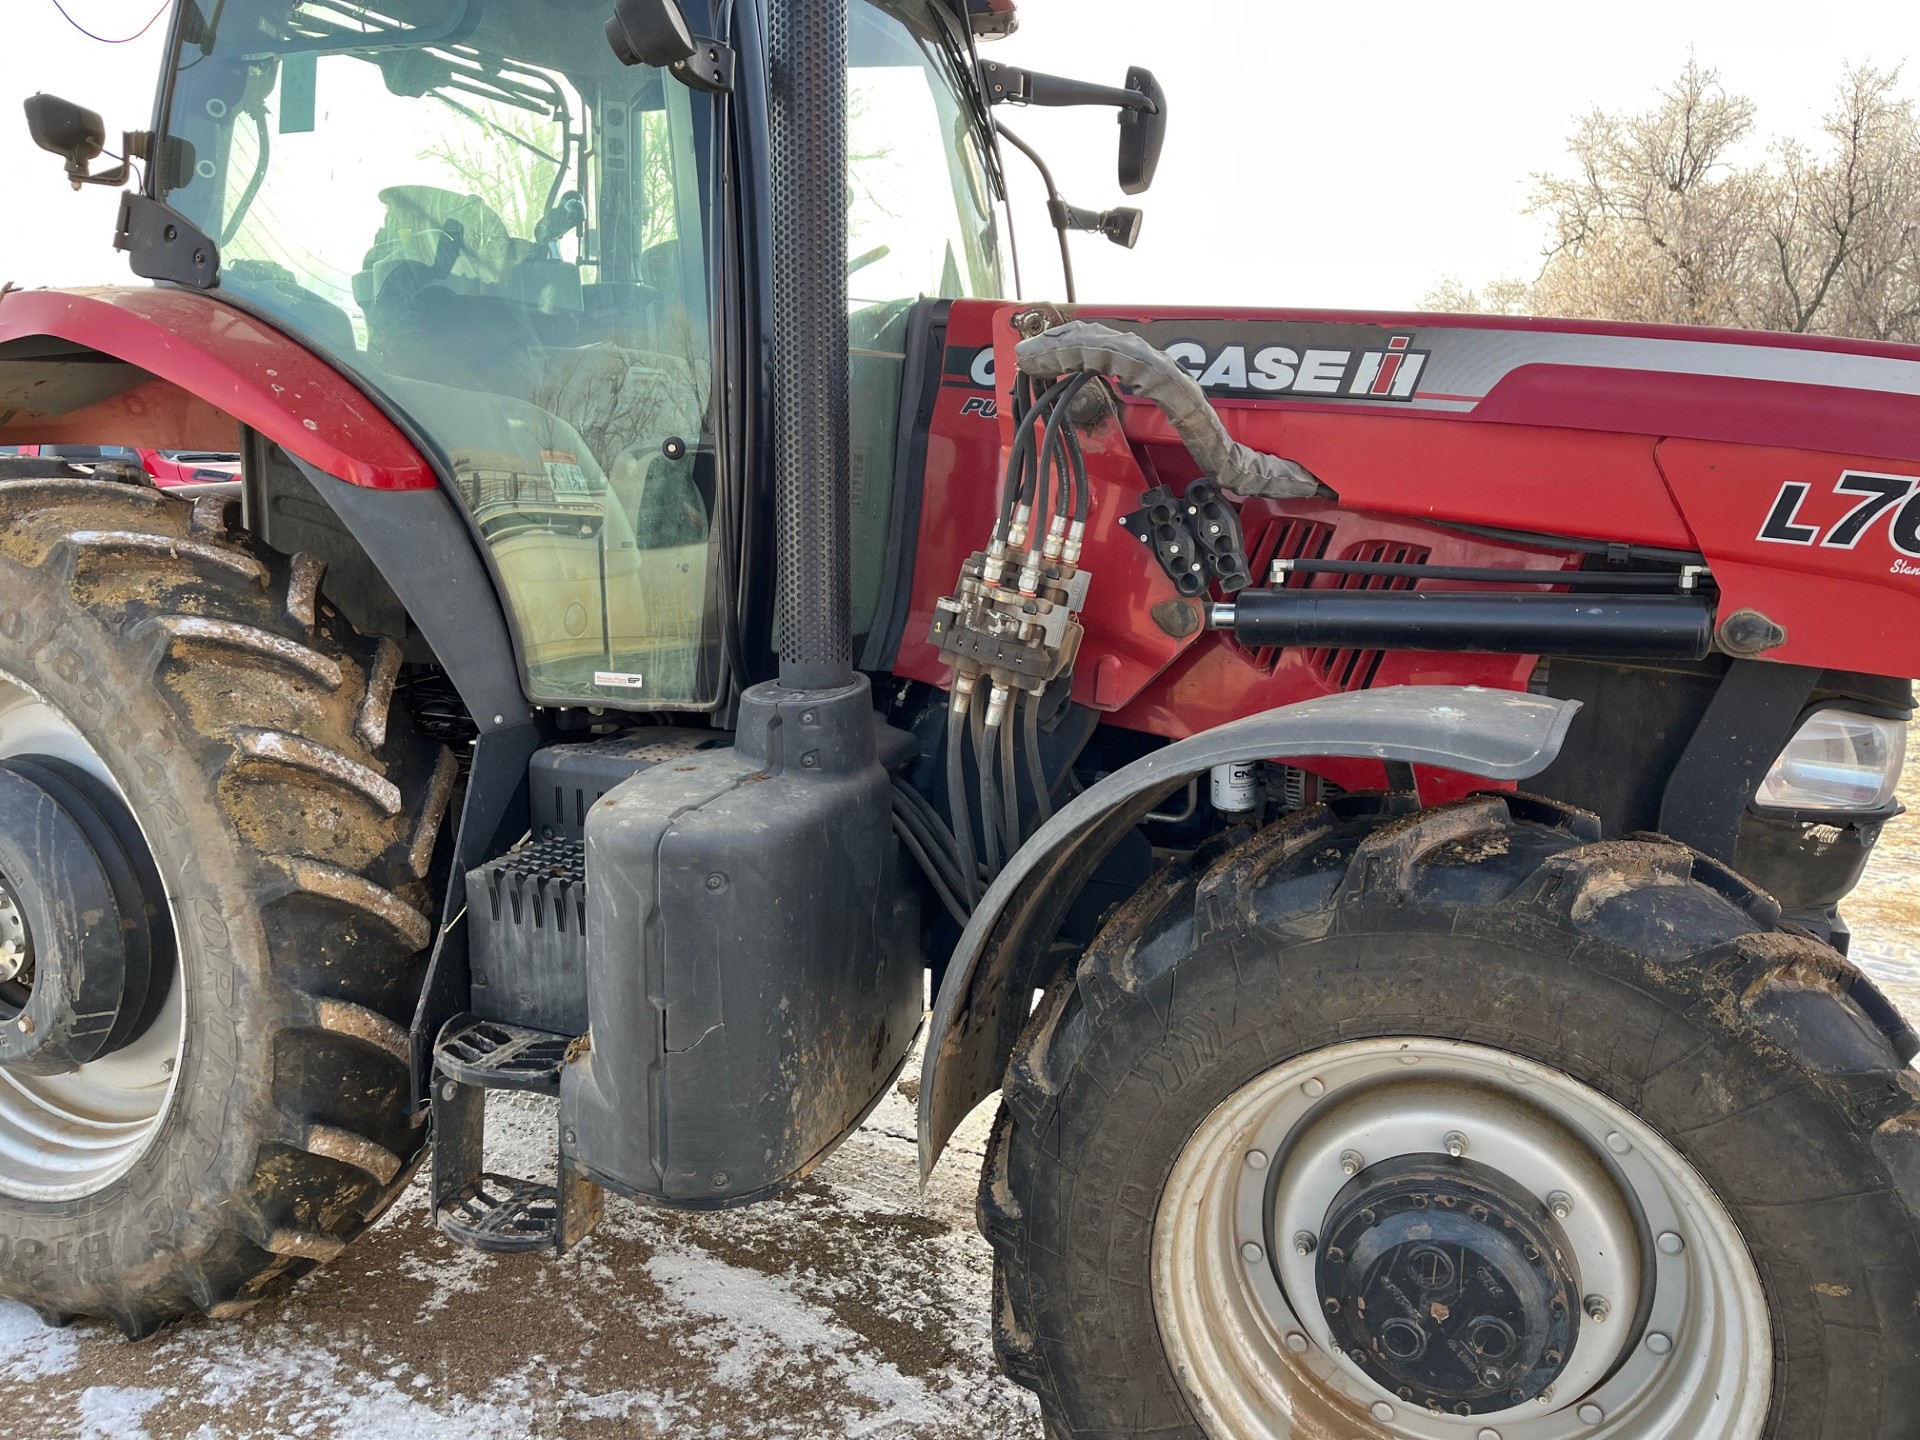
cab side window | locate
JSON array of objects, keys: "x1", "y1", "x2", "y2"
[{"x1": 845, "y1": 0, "x2": 1004, "y2": 643}]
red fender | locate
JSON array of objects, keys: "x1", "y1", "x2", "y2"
[{"x1": 0, "y1": 287, "x2": 435, "y2": 491}]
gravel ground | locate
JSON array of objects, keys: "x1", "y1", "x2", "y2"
[{"x1": 6, "y1": 744, "x2": 1920, "y2": 1440}]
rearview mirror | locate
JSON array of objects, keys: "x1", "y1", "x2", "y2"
[
  {"x1": 604, "y1": 0, "x2": 734, "y2": 94},
  {"x1": 978, "y1": 60, "x2": 1168, "y2": 194},
  {"x1": 24, "y1": 93, "x2": 105, "y2": 176},
  {"x1": 1117, "y1": 68, "x2": 1166, "y2": 195},
  {"x1": 604, "y1": 0, "x2": 695, "y2": 68}
]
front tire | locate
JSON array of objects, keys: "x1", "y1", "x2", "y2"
[
  {"x1": 983, "y1": 791, "x2": 1920, "y2": 1438},
  {"x1": 0, "y1": 477, "x2": 456, "y2": 1334}
]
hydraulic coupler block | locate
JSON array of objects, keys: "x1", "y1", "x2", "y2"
[{"x1": 928, "y1": 548, "x2": 1089, "y2": 701}]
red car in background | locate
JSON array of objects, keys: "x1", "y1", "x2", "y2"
[
  {"x1": 0, "y1": 443, "x2": 239, "y2": 488},
  {"x1": 137, "y1": 448, "x2": 242, "y2": 486}
]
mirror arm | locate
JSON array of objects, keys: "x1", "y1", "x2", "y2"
[
  {"x1": 995, "y1": 121, "x2": 1075, "y2": 303},
  {"x1": 670, "y1": 36, "x2": 735, "y2": 95},
  {"x1": 978, "y1": 60, "x2": 1157, "y2": 114}
]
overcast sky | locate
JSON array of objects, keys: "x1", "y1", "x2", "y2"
[{"x1": 1, "y1": 0, "x2": 1915, "y2": 307}]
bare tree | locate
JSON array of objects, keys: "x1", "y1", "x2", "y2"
[{"x1": 1429, "y1": 62, "x2": 1920, "y2": 342}]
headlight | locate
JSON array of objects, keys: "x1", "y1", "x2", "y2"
[{"x1": 1754, "y1": 708, "x2": 1907, "y2": 813}]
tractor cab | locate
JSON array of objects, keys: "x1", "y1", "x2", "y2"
[{"x1": 147, "y1": 0, "x2": 1004, "y2": 705}]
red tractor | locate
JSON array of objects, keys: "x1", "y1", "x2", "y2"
[{"x1": 2, "y1": 1, "x2": 1917, "y2": 1435}]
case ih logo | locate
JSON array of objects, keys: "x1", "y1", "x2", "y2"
[
  {"x1": 1162, "y1": 334, "x2": 1429, "y2": 401},
  {"x1": 941, "y1": 325, "x2": 1433, "y2": 405}
]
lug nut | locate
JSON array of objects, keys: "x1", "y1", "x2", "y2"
[
  {"x1": 1584, "y1": 1294, "x2": 1610, "y2": 1324},
  {"x1": 1292, "y1": 1231, "x2": 1316, "y2": 1257},
  {"x1": 1578, "y1": 1402, "x2": 1606, "y2": 1425},
  {"x1": 1239, "y1": 1242, "x2": 1263, "y2": 1264},
  {"x1": 1547, "y1": 1190, "x2": 1573, "y2": 1220},
  {"x1": 1444, "y1": 1130, "x2": 1469, "y2": 1158},
  {"x1": 1646, "y1": 1331, "x2": 1673, "y2": 1355},
  {"x1": 1339, "y1": 1149, "x2": 1364, "y2": 1176}
]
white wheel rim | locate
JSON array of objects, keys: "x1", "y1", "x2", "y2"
[
  {"x1": 1152, "y1": 1038, "x2": 1771, "y2": 1439},
  {"x1": 0, "y1": 669, "x2": 184, "y2": 1200}
]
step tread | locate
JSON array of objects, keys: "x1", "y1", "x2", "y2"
[
  {"x1": 436, "y1": 1173, "x2": 562, "y2": 1254},
  {"x1": 433, "y1": 1014, "x2": 572, "y2": 1094}
]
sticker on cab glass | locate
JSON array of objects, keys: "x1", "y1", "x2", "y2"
[{"x1": 543, "y1": 449, "x2": 591, "y2": 498}]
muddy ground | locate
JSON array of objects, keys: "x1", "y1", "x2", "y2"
[{"x1": 6, "y1": 749, "x2": 1920, "y2": 1439}]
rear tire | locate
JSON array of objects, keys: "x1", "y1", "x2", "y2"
[
  {"x1": 983, "y1": 791, "x2": 1920, "y2": 1438},
  {"x1": 0, "y1": 476, "x2": 456, "y2": 1334}
]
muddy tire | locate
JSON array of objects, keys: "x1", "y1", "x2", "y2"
[
  {"x1": 0, "y1": 477, "x2": 456, "y2": 1334},
  {"x1": 982, "y1": 791, "x2": 1920, "y2": 1438}
]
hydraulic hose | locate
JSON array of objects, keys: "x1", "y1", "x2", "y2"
[
  {"x1": 944, "y1": 697, "x2": 981, "y2": 906},
  {"x1": 1036, "y1": 371, "x2": 1094, "y2": 533},
  {"x1": 891, "y1": 783, "x2": 969, "y2": 902},
  {"x1": 891, "y1": 813, "x2": 969, "y2": 929},
  {"x1": 999, "y1": 702, "x2": 1021, "y2": 847},
  {"x1": 1001, "y1": 374, "x2": 1075, "y2": 528},
  {"x1": 1021, "y1": 692, "x2": 1053, "y2": 826},
  {"x1": 974, "y1": 700, "x2": 1002, "y2": 877}
]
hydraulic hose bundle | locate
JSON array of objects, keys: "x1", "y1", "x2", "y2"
[
  {"x1": 917, "y1": 320, "x2": 1321, "y2": 910},
  {"x1": 926, "y1": 362, "x2": 1098, "y2": 900}
]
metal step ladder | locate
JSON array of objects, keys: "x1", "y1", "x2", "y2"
[{"x1": 430, "y1": 1014, "x2": 602, "y2": 1254}]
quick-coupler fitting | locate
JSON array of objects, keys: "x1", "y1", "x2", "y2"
[
  {"x1": 950, "y1": 667, "x2": 980, "y2": 712},
  {"x1": 1062, "y1": 520, "x2": 1087, "y2": 567},
  {"x1": 1041, "y1": 513, "x2": 1069, "y2": 561},
  {"x1": 1018, "y1": 552, "x2": 1043, "y2": 597},
  {"x1": 984, "y1": 683, "x2": 1011, "y2": 729},
  {"x1": 1006, "y1": 503, "x2": 1032, "y2": 552}
]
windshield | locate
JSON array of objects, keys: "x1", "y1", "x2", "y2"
[{"x1": 157, "y1": 0, "x2": 723, "y2": 707}]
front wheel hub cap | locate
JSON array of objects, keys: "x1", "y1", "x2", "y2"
[{"x1": 1317, "y1": 1154, "x2": 1579, "y2": 1413}]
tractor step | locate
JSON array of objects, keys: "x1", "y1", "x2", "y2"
[
  {"x1": 433, "y1": 1016, "x2": 570, "y2": 1094},
  {"x1": 430, "y1": 1014, "x2": 602, "y2": 1255},
  {"x1": 437, "y1": 1173, "x2": 576, "y2": 1254}
]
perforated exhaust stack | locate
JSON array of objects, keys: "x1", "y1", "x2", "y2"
[{"x1": 768, "y1": 0, "x2": 853, "y2": 690}]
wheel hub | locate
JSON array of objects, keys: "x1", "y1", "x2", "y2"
[
  {"x1": 0, "y1": 756, "x2": 170, "y2": 1075},
  {"x1": 0, "y1": 669, "x2": 183, "y2": 1200},
  {"x1": 0, "y1": 876, "x2": 30, "y2": 987},
  {"x1": 1152, "y1": 1038, "x2": 1772, "y2": 1440},
  {"x1": 1316, "y1": 1154, "x2": 1579, "y2": 1414}
]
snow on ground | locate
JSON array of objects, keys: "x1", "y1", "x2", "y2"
[
  {"x1": 0, "y1": 1078, "x2": 1040, "y2": 1439},
  {"x1": 5, "y1": 746, "x2": 1920, "y2": 1438}
]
